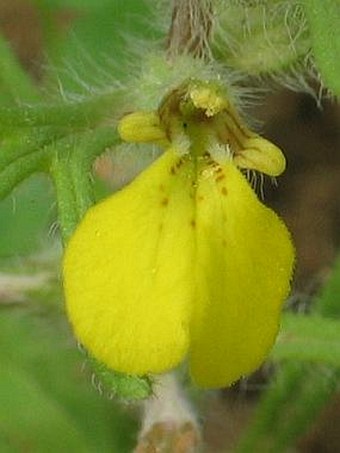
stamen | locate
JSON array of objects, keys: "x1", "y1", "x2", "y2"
[{"x1": 118, "y1": 79, "x2": 286, "y2": 177}]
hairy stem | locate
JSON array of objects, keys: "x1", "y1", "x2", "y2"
[
  {"x1": 0, "y1": 149, "x2": 49, "y2": 200},
  {"x1": 0, "y1": 91, "x2": 124, "y2": 130},
  {"x1": 50, "y1": 127, "x2": 119, "y2": 243},
  {"x1": 50, "y1": 150, "x2": 79, "y2": 244},
  {"x1": 166, "y1": 0, "x2": 213, "y2": 59}
]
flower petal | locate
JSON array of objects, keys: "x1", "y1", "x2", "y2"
[
  {"x1": 118, "y1": 111, "x2": 168, "y2": 145},
  {"x1": 63, "y1": 150, "x2": 196, "y2": 375},
  {"x1": 189, "y1": 163, "x2": 294, "y2": 388},
  {"x1": 233, "y1": 137, "x2": 286, "y2": 176}
]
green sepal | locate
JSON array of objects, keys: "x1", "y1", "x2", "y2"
[
  {"x1": 88, "y1": 356, "x2": 154, "y2": 401},
  {"x1": 213, "y1": 1, "x2": 309, "y2": 75}
]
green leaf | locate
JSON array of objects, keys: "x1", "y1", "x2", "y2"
[
  {"x1": 272, "y1": 313, "x2": 340, "y2": 366},
  {"x1": 302, "y1": 0, "x2": 340, "y2": 95},
  {"x1": 0, "y1": 33, "x2": 39, "y2": 102}
]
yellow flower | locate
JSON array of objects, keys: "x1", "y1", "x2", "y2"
[{"x1": 63, "y1": 80, "x2": 294, "y2": 389}]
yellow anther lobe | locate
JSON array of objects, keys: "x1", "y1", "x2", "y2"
[{"x1": 190, "y1": 87, "x2": 228, "y2": 117}]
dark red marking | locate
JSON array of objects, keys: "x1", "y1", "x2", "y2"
[
  {"x1": 190, "y1": 219, "x2": 196, "y2": 229},
  {"x1": 216, "y1": 173, "x2": 225, "y2": 182}
]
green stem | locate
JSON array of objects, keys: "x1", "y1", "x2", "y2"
[
  {"x1": 70, "y1": 152, "x2": 94, "y2": 220},
  {"x1": 70, "y1": 127, "x2": 119, "y2": 218},
  {"x1": 50, "y1": 127, "x2": 120, "y2": 243},
  {"x1": 50, "y1": 150, "x2": 79, "y2": 245},
  {"x1": 0, "y1": 128, "x2": 65, "y2": 172},
  {"x1": 0, "y1": 149, "x2": 49, "y2": 200},
  {"x1": 0, "y1": 91, "x2": 124, "y2": 130}
]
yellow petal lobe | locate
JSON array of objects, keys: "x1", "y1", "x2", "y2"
[
  {"x1": 190, "y1": 162, "x2": 294, "y2": 388},
  {"x1": 234, "y1": 137, "x2": 286, "y2": 176},
  {"x1": 118, "y1": 111, "x2": 168, "y2": 145},
  {"x1": 63, "y1": 150, "x2": 195, "y2": 375}
]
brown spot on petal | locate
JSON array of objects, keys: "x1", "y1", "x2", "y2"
[
  {"x1": 221, "y1": 187, "x2": 228, "y2": 196},
  {"x1": 190, "y1": 219, "x2": 196, "y2": 229},
  {"x1": 216, "y1": 173, "x2": 225, "y2": 182},
  {"x1": 176, "y1": 158, "x2": 184, "y2": 169},
  {"x1": 161, "y1": 197, "x2": 169, "y2": 206}
]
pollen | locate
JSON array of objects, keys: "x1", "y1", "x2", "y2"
[{"x1": 190, "y1": 86, "x2": 228, "y2": 117}]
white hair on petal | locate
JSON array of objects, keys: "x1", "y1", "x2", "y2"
[{"x1": 208, "y1": 143, "x2": 233, "y2": 164}]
